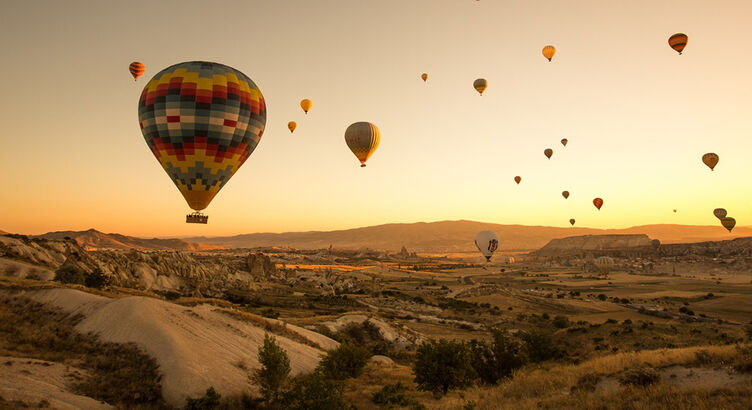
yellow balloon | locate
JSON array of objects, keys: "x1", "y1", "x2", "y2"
[
  {"x1": 300, "y1": 99, "x2": 312, "y2": 114},
  {"x1": 288, "y1": 121, "x2": 297, "y2": 133},
  {"x1": 473, "y1": 78, "x2": 488, "y2": 95},
  {"x1": 721, "y1": 217, "x2": 736, "y2": 232},
  {"x1": 345, "y1": 122, "x2": 380, "y2": 167},
  {"x1": 542, "y1": 45, "x2": 556, "y2": 62}
]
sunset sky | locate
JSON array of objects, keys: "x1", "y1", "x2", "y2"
[{"x1": 2, "y1": 0, "x2": 751, "y2": 237}]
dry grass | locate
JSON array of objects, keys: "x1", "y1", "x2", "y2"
[
  {"x1": 217, "y1": 308, "x2": 324, "y2": 350},
  {"x1": 431, "y1": 344, "x2": 750, "y2": 409}
]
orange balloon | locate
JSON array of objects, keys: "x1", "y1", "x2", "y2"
[
  {"x1": 544, "y1": 148, "x2": 553, "y2": 159},
  {"x1": 129, "y1": 61, "x2": 145, "y2": 81},
  {"x1": 593, "y1": 198, "x2": 603, "y2": 210},
  {"x1": 702, "y1": 153, "x2": 719, "y2": 171},
  {"x1": 514, "y1": 176, "x2": 521, "y2": 184}
]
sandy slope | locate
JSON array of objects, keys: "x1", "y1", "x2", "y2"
[
  {"x1": 27, "y1": 289, "x2": 336, "y2": 407},
  {"x1": 0, "y1": 356, "x2": 113, "y2": 409}
]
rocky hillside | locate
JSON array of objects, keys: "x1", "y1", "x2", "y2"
[
  {"x1": 532, "y1": 234, "x2": 660, "y2": 257},
  {"x1": 186, "y1": 220, "x2": 752, "y2": 252},
  {"x1": 660, "y1": 237, "x2": 752, "y2": 257},
  {"x1": 38, "y1": 229, "x2": 223, "y2": 251}
]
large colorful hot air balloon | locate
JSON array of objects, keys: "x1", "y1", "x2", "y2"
[
  {"x1": 300, "y1": 99, "x2": 312, "y2": 114},
  {"x1": 544, "y1": 148, "x2": 553, "y2": 159},
  {"x1": 129, "y1": 62, "x2": 145, "y2": 81},
  {"x1": 721, "y1": 217, "x2": 736, "y2": 232},
  {"x1": 421, "y1": 73, "x2": 428, "y2": 82},
  {"x1": 138, "y1": 61, "x2": 266, "y2": 224},
  {"x1": 288, "y1": 121, "x2": 297, "y2": 133},
  {"x1": 562, "y1": 191, "x2": 570, "y2": 199},
  {"x1": 514, "y1": 176, "x2": 521, "y2": 184},
  {"x1": 593, "y1": 198, "x2": 604, "y2": 210},
  {"x1": 668, "y1": 33, "x2": 688, "y2": 55},
  {"x1": 345, "y1": 122, "x2": 380, "y2": 167},
  {"x1": 473, "y1": 78, "x2": 488, "y2": 95},
  {"x1": 474, "y1": 230, "x2": 500, "y2": 262},
  {"x1": 561, "y1": 138, "x2": 568, "y2": 147},
  {"x1": 713, "y1": 208, "x2": 727, "y2": 220},
  {"x1": 542, "y1": 45, "x2": 556, "y2": 62},
  {"x1": 702, "y1": 153, "x2": 719, "y2": 171},
  {"x1": 594, "y1": 256, "x2": 614, "y2": 275},
  {"x1": 569, "y1": 218, "x2": 575, "y2": 226}
]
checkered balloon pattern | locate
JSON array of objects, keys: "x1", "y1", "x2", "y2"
[{"x1": 138, "y1": 61, "x2": 266, "y2": 211}]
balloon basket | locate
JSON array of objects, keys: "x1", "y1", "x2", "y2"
[{"x1": 186, "y1": 212, "x2": 208, "y2": 224}]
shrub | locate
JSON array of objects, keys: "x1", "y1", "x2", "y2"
[
  {"x1": 252, "y1": 334, "x2": 291, "y2": 403},
  {"x1": 84, "y1": 269, "x2": 109, "y2": 289},
  {"x1": 519, "y1": 330, "x2": 562, "y2": 362},
  {"x1": 371, "y1": 382, "x2": 426, "y2": 409},
  {"x1": 317, "y1": 339, "x2": 370, "y2": 380},
  {"x1": 619, "y1": 367, "x2": 660, "y2": 386},
  {"x1": 571, "y1": 372, "x2": 600, "y2": 392},
  {"x1": 413, "y1": 339, "x2": 476, "y2": 395},
  {"x1": 53, "y1": 265, "x2": 86, "y2": 285},
  {"x1": 337, "y1": 321, "x2": 391, "y2": 356},
  {"x1": 597, "y1": 294, "x2": 607, "y2": 301},
  {"x1": 734, "y1": 345, "x2": 752, "y2": 373},
  {"x1": 552, "y1": 315, "x2": 570, "y2": 329},
  {"x1": 260, "y1": 308, "x2": 280, "y2": 319},
  {"x1": 278, "y1": 372, "x2": 351, "y2": 410},
  {"x1": 184, "y1": 387, "x2": 221, "y2": 410},
  {"x1": 469, "y1": 329, "x2": 526, "y2": 385}
]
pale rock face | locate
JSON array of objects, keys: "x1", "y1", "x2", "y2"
[{"x1": 534, "y1": 234, "x2": 658, "y2": 257}]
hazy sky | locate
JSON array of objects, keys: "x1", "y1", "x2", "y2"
[{"x1": 2, "y1": 0, "x2": 751, "y2": 237}]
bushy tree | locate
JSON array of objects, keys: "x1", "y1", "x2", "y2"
[
  {"x1": 84, "y1": 269, "x2": 109, "y2": 289},
  {"x1": 413, "y1": 339, "x2": 476, "y2": 395},
  {"x1": 253, "y1": 334, "x2": 291, "y2": 404},
  {"x1": 53, "y1": 264, "x2": 86, "y2": 285},
  {"x1": 278, "y1": 372, "x2": 351, "y2": 410},
  {"x1": 184, "y1": 387, "x2": 221, "y2": 410},
  {"x1": 317, "y1": 339, "x2": 370, "y2": 380},
  {"x1": 469, "y1": 329, "x2": 526, "y2": 385},
  {"x1": 519, "y1": 330, "x2": 562, "y2": 362},
  {"x1": 552, "y1": 315, "x2": 570, "y2": 329}
]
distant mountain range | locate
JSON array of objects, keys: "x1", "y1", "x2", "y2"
[
  {"x1": 36, "y1": 229, "x2": 223, "y2": 251},
  {"x1": 185, "y1": 220, "x2": 752, "y2": 252}
]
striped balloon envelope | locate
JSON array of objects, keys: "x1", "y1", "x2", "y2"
[
  {"x1": 137, "y1": 61, "x2": 266, "y2": 215},
  {"x1": 129, "y1": 62, "x2": 145, "y2": 81},
  {"x1": 345, "y1": 122, "x2": 380, "y2": 167},
  {"x1": 668, "y1": 33, "x2": 688, "y2": 54}
]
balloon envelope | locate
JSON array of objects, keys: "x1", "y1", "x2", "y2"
[
  {"x1": 593, "y1": 198, "x2": 603, "y2": 210},
  {"x1": 345, "y1": 122, "x2": 380, "y2": 167},
  {"x1": 702, "y1": 153, "x2": 719, "y2": 171},
  {"x1": 721, "y1": 217, "x2": 736, "y2": 232},
  {"x1": 300, "y1": 99, "x2": 312, "y2": 114},
  {"x1": 129, "y1": 62, "x2": 145, "y2": 81},
  {"x1": 713, "y1": 208, "x2": 727, "y2": 220},
  {"x1": 138, "y1": 61, "x2": 266, "y2": 212},
  {"x1": 288, "y1": 121, "x2": 297, "y2": 133},
  {"x1": 473, "y1": 78, "x2": 488, "y2": 95},
  {"x1": 514, "y1": 176, "x2": 521, "y2": 184},
  {"x1": 561, "y1": 138, "x2": 568, "y2": 147},
  {"x1": 562, "y1": 191, "x2": 569, "y2": 199},
  {"x1": 569, "y1": 218, "x2": 575, "y2": 226},
  {"x1": 669, "y1": 33, "x2": 688, "y2": 54},
  {"x1": 542, "y1": 45, "x2": 556, "y2": 61},
  {"x1": 474, "y1": 230, "x2": 500, "y2": 261},
  {"x1": 421, "y1": 73, "x2": 428, "y2": 82},
  {"x1": 544, "y1": 148, "x2": 553, "y2": 159},
  {"x1": 594, "y1": 256, "x2": 614, "y2": 274}
]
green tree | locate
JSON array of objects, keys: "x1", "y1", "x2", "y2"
[
  {"x1": 53, "y1": 264, "x2": 86, "y2": 285},
  {"x1": 552, "y1": 315, "x2": 570, "y2": 329},
  {"x1": 317, "y1": 339, "x2": 370, "y2": 380},
  {"x1": 413, "y1": 339, "x2": 476, "y2": 395},
  {"x1": 252, "y1": 334, "x2": 291, "y2": 404},
  {"x1": 84, "y1": 269, "x2": 110, "y2": 289},
  {"x1": 519, "y1": 330, "x2": 562, "y2": 362},
  {"x1": 469, "y1": 329, "x2": 526, "y2": 385},
  {"x1": 184, "y1": 387, "x2": 221, "y2": 410},
  {"x1": 278, "y1": 373, "x2": 351, "y2": 410}
]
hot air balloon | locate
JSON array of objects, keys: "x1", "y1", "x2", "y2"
[
  {"x1": 542, "y1": 45, "x2": 556, "y2": 62},
  {"x1": 421, "y1": 73, "x2": 428, "y2": 82},
  {"x1": 668, "y1": 33, "x2": 688, "y2": 55},
  {"x1": 593, "y1": 198, "x2": 603, "y2": 210},
  {"x1": 514, "y1": 176, "x2": 521, "y2": 184},
  {"x1": 544, "y1": 148, "x2": 553, "y2": 159},
  {"x1": 673, "y1": 209, "x2": 677, "y2": 213},
  {"x1": 129, "y1": 62, "x2": 145, "y2": 81},
  {"x1": 569, "y1": 218, "x2": 575, "y2": 226},
  {"x1": 561, "y1": 138, "x2": 568, "y2": 147},
  {"x1": 300, "y1": 99, "x2": 312, "y2": 114},
  {"x1": 721, "y1": 217, "x2": 736, "y2": 232},
  {"x1": 138, "y1": 61, "x2": 266, "y2": 224},
  {"x1": 702, "y1": 153, "x2": 719, "y2": 171},
  {"x1": 345, "y1": 122, "x2": 380, "y2": 167},
  {"x1": 594, "y1": 256, "x2": 614, "y2": 275},
  {"x1": 562, "y1": 191, "x2": 570, "y2": 199},
  {"x1": 713, "y1": 208, "x2": 727, "y2": 220},
  {"x1": 288, "y1": 121, "x2": 297, "y2": 133},
  {"x1": 473, "y1": 78, "x2": 488, "y2": 95},
  {"x1": 474, "y1": 230, "x2": 500, "y2": 262}
]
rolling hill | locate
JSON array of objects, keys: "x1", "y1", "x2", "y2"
[
  {"x1": 37, "y1": 229, "x2": 223, "y2": 251},
  {"x1": 185, "y1": 220, "x2": 752, "y2": 252}
]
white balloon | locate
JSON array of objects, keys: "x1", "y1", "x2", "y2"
[{"x1": 474, "y1": 230, "x2": 500, "y2": 261}]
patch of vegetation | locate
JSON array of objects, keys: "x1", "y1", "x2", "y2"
[
  {"x1": 0, "y1": 296, "x2": 167, "y2": 408},
  {"x1": 413, "y1": 339, "x2": 476, "y2": 395},
  {"x1": 519, "y1": 329, "x2": 565, "y2": 362},
  {"x1": 552, "y1": 315, "x2": 571, "y2": 329},
  {"x1": 184, "y1": 387, "x2": 221, "y2": 410},
  {"x1": 253, "y1": 334, "x2": 291, "y2": 403},
  {"x1": 619, "y1": 367, "x2": 660, "y2": 386},
  {"x1": 468, "y1": 328, "x2": 526, "y2": 385},
  {"x1": 278, "y1": 372, "x2": 352, "y2": 410},
  {"x1": 371, "y1": 382, "x2": 426, "y2": 409}
]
